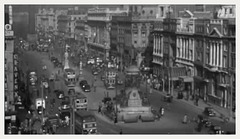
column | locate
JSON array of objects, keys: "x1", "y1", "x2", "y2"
[
  {"x1": 161, "y1": 36, "x2": 163, "y2": 56},
  {"x1": 157, "y1": 35, "x2": 159, "y2": 54},
  {"x1": 153, "y1": 35, "x2": 155, "y2": 54},
  {"x1": 220, "y1": 43, "x2": 223, "y2": 67},
  {"x1": 213, "y1": 43, "x2": 215, "y2": 66},
  {"x1": 160, "y1": 36, "x2": 162, "y2": 55},
  {"x1": 216, "y1": 42, "x2": 219, "y2": 66},
  {"x1": 186, "y1": 39, "x2": 189, "y2": 60},
  {"x1": 209, "y1": 41, "x2": 211, "y2": 65},
  {"x1": 176, "y1": 38, "x2": 179, "y2": 58},
  {"x1": 183, "y1": 38, "x2": 185, "y2": 59},
  {"x1": 158, "y1": 36, "x2": 161, "y2": 55},
  {"x1": 210, "y1": 42, "x2": 212, "y2": 65},
  {"x1": 180, "y1": 37, "x2": 182, "y2": 58},
  {"x1": 214, "y1": 42, "x2": 217, "y2": 66}
]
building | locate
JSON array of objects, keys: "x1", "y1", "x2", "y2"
[
  {"x1": 87, "y1": 7, "x2": 128, "y2": 60},
  {"x1": 5, "y1": 5, "x2": 17, "y2": 127},
  {"x1": 35, "y1": 8, "x2": 56, "y2": 33},
  {"x1": 202, "y1": 5, "x2": 235, "y2": 108},
  {"x1": 67, "y1": 7, "x2": 87, "y2": 39}
]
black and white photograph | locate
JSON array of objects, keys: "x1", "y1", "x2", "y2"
[{"x1": 3, "y1": 1, "x2": 236, "y2": 135}]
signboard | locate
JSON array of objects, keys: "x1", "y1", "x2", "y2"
[{"x1": 13, "y1": 54, "x2": 19, "y2": 100}]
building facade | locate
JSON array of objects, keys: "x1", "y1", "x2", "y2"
[
  {"x1": 5, "y1": 5, "x2": 17, "y2": 124},
  {"x1": 87, "y1": 7, "x2": 128, "y2": 60}
]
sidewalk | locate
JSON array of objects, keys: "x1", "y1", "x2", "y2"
[{"x1": 150, "y1": 87, "x2": 235, "y2": 123}]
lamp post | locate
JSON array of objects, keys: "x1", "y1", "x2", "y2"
[{"x1": 70, "y1": 92, "x2": 76, "y2": 134}]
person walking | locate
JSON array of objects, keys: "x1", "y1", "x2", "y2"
[{"x1": 182, "y1": 114, "x2": 188, "y2": 124}]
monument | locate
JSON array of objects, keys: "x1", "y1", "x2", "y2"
[{"x1": 115, "y1": 65, "x2": 155, "y2": 123}]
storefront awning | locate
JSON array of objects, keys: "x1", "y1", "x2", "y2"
[{"x1": 179, "y1": 76, "x2": 193, "y2": 82}]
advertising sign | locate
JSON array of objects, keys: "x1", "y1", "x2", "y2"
[{"x1": 13, "y1": 54, "x2": 18, "y2": 100}]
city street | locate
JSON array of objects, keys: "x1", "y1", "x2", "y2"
[{"x1": 18, "y1": 44, "x2": 235, "y2": 134}]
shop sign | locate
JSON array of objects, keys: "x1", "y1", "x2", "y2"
[{"x1": 13, "y1": 54, "x2": 18, "y2": 97}]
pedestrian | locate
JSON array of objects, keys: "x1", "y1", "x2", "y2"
[
  {"x1": 182, "y1": 114, "x2": 188, "y2": 124},
  {"x1": 98, "y1": 105, "x2": 102, "y2": 114},
  {"x1": 119, "y1": 129, "x2": 122, "y2": 134},
  {"x1": 114, "y1": 115, "x2": 118, "y2": 124},
  {"x1": 160, "y1": 107, "x2": 165, "y2": 117}
]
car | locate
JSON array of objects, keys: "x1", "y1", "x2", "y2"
[
  {"x1": 101, "y1": 75, "x2": 105, "y2": 81},
  {"x1": 151, "y1": 109, "x2": 161, "y2": 121},
  {"x1": 92, "y1": 70, "x2": 98, "y2": 75},
  {"x1": 54, "y1": 90, "x2": 64, "y2": 99},
  {"x1": 42, "y1": 81, "x2": 49, "y2": 88},
  {"x1": 68, "y1": 88, "x2": 75, "y2": 95},
  {"x1": 203, "y1": 107, "x2": 216, "y2": 117},
  {"x1": 163, "y1": 94, "x2": 173, "y2": 102},
  {"x1": 79, "y1": 80, "x2": 88, "y2": 88},
  {"x1": 87, "y1": 58, "x2": 95, "y2": 65},
  {"x1": 208, "y1": 125, "x2": 224, "y2": 134},
  {"x1": 117, "y1": 79, "x2": 124, "y2": 85},
  {"x1": 58, "y1": 104, "x2": 70, "y2": 111},
  {"x1": 51, "y1": 57, "x2": 57, "y2": 62},
  {"x1": 102, "y1": 97, "x2": 111, "y2": 104},
  {"x1": 37, "y1": 106, "x2": 45, "y2": 115},
  {"x1": 49, "y1": 73, "x2": 55, "y2": 81},
  {"x1": 83, "y1": 84, "x2": 91, "y2": 92}
]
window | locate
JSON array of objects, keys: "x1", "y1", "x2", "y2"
[
  {"x1": 224, "y1": 43, "x2": 227, "y2": 51},
  {"x1": 142, "y1": 10, "x2": 145, "y2": 15},
  {"x1": 134, "y1": 41, "x2": 137, "y2": 44},
  {"x1": 231, "y1": 56, "x2": 235, "y2": 68},
  {"x1": 206, "y1": 52, "x2": 210, "y2": 64},
  {"x1": 142, "y1": 31, "x2": 146, "y2": 37},
  {"x1": 160, "y1": 7, "x2": 164, "y2": 17},
  {"x1": 223, "y1": 56, "x2": 227, "y2": 68},
  {"x1": 150, "y1": 10, "x2": 153, "y2": 14},
  {"x1": 229, "y1": 8, "x2": 232, "y2": 14},
  {"x1": 134, "y1": 31, "x2": 138, "y2": 37},
  {"x1": 232, "y1": 43, "x2": 235, "y2": 53}
]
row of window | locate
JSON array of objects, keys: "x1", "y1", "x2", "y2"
[{"x1": 133, "y1": 31, "x2": 146, "y2": 37}]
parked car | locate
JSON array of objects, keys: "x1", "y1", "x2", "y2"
[
  {"x1": 203, "y1": 107, "x2": 216, "y2": 117},
  {"x1": 208, "y1": 125, "x2": 224, "y2": 134}
]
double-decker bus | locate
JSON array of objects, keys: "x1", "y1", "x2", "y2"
[
  {"x1": 75, "y1": 111, "x2": 97, "y2": 134},
  {"x1": 64, "y1": 68, "x2": 77, "y2": 87},
  {"x1": 104, "y1": 67, "x2": 117, "y2": 89},
  {"x1": 75, "y1": 92, "x2": 88, "y2": 110}
]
